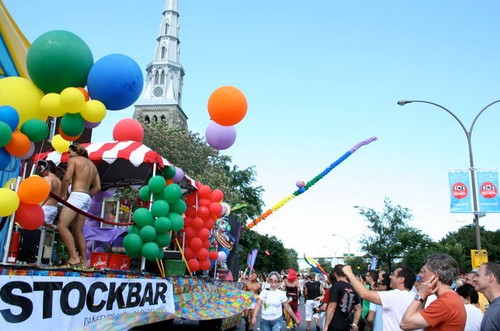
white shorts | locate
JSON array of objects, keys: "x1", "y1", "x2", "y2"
[
  {"x1": 305, "y1": 299, "x2": 320, "y2": 321},
  {"x1": 42, "y1": 205, "x2": 58, "y2": 224},
  {"x1": 67, "y1": 191, "x2": 91, "y2": 212}
]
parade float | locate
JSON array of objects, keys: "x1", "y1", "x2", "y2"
[{"x1": 0, "y1": 2, "x2": 254, "y2": 329}]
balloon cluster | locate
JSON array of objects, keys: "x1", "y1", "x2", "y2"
[
  {"x1": 205, "y1": 86, "x2": 247, "y2": 151},
  {"x1": 0, "y1": 176, "x2": 49, "y2": 230},
  {"x1": 182, "y1": 183, "x2": 225, "y2": 272},
  {"x1": 122, "y1": 175, "x2": 187, "y2": 261}
]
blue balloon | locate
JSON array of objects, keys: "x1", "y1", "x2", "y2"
[
  {"x1": 0, "y1": 105, "x2": 20, "y2": 130},
  {"x1": 87, "y1": 54, "x2": 143, "y2": 110},
  {"x1": 0, "y1": 147, "x2": 12, "y2": 170}
]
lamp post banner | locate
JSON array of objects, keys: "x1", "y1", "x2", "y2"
[
  {"x1": 449, "y1": 170, "x2": 472, "y2": 213},
  {"x1": 477, "y1": 170, "x2": 500, "y2": 213}
]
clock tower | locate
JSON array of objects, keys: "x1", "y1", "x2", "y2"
[{"x1": 133, "y1": 0, "x2": 188, "y2": 129}]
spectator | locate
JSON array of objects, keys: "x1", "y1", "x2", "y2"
[
  {"x1": 456, "y1": 283, "x2": 483, "y2": 331},
  {"x1": 400, "y1": 253, "x2": 466, "y2": 330},
  {"x1": 465, "y1": 270, "x2": 489, "y2": 313},
  {"x1": 304, "y1": 273, "x2": 323, "y2": 331},
  {"x1": 343, "y1": 264, "x2": 419, "y2": 331},
  {"x1": 475, "y1": 262, "x2": 500, "y2": 331},
  {"x1": 366, "y1": 273, "x2": 391, "y2": 331}
]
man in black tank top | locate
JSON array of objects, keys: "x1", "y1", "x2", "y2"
[{"x1": 304, "y1": 273, "x2": 324, "y2": 331}]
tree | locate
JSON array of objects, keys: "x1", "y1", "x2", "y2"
[
  {"x1": 142, "y1": 121, "x2": 264, "y2": 220},
  {"x1": 359, "y1": 197, "x2": 435, "y2": 272}
]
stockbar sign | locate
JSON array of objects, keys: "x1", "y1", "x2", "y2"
[{"x1": 0, "y1": 275, "x2": 175, "y2": 331}]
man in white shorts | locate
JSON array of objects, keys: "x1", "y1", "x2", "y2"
[{"x1": 37, "y1": 160, "x2": 62, "y2": 226}]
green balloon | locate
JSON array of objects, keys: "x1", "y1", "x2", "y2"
[
  {"x1": 123, "y1": 233, "x2": 143, "y2": 253},
  {"x1": 0, "y1": 122, "x2": 12, "y2": 147},
  {"x1": 151, "y1": 200, "x2": 169, "y2": 217},
  {"x1": 125, "y1": 248, "x2": 141, "y2": 258},
  {"x1": 128, "y1": 225, "x2": 142, "y2": 235},
  {"x1": 142, "y1": 242, "x2": 161, "y2": 261},
  {"x1": 153, "y1": 190, "x2": 165, "y2": 201},
  {"x1": 148, "y1": 175, "x2": 166, "y2": 193},
  {"x1": 20, "y1": 119, "x2": 49, "y2": 142},
  {"x1": 169, "y1": 199, "x2": 187, "y2": 215},
  {"x1": 154, "y1": 216, "x2": 172, "y2": 233},
  {"x1": 163, "y1": 166, "x2": 176, "y2": 179},
  {"x1": 60, "y1": 113, "x2": 85, "y2": 137},
  {"x1": 26, "y1": 30, "x2": 94, "y2": 93},
  {"x1": 138, "y1": 186, "x2": 151, "y2": 202},
  {"x1": 133, "y1": 208, "x2": 154, "y2": 227},
  {"x1": 164, "y1": 184, "x2": 182, "y2": 203},
  {"x1": 168, "y1": 212, "x2": 184, "y2": 231},
  {"x1": 140, "y1": 225, "x2": 157, "y2": 242},
  {"x1": 155, "y1": 233, "x2": 171, "y2": 248}
]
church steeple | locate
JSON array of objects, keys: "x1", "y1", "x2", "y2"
[{"x1": 134, "y1": 0, "x2": 188, "y2": 129}]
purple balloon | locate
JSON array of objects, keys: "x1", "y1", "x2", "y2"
[
  {"x1": 85, "y1": 120, "x2": 101, "y2": 129},
  {"x1": 172, "y1": 167, "x2": 184, "y2": 182},
  {"x1": 205, "y1": 121, "x2": 237, "y2": 150}
]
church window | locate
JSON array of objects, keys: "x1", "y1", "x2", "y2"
[
  {"x1": 144, "y1": 115, "x2": 150, "y2": 124},
  {"x1": 153, "y1": 115, "x2": 158, "y2": 122},
  {"x1": 161, "y1": 46, "x2": 167, "y2": 59},
  {"x1": 154, "y1": 71, "x2": 159, "y2": 85},
  {"x1": 161, "y1": 71, "x2": 166, "y2": 84}
]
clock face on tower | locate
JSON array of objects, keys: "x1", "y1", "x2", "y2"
[{"x1": 153, "y1": 86, "x2": 164, "y2": 97}]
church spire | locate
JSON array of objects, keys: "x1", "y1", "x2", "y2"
[{"x1": 134, "y1": 0, "x2": 187, "y2": 129}]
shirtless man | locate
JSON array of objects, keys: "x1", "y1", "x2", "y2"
[
  {"x1": 58, "y1": 143, "x2": 100, "y2": 267},
  {"x1": 37, "y1": 160, "x2": 62, "y2": 227},
  {"x1": 243, "y1": 270, "x2": 262, "y2": 331}
]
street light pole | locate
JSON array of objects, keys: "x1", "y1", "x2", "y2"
[
  {"x1": 332, "y1": 234, "x2": 360, "y2": 256},
  {"x1": 397, "y1": 99, "x2": 500, "y2": 250}
]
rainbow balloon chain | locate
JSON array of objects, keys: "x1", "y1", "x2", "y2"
[{"x1": 247, "y1": 137, "x2": 378, "y2": 229}]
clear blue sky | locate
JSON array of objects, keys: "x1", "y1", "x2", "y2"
[{"x1": 5, "y1": 0, "x2": 500, "y2": 258}]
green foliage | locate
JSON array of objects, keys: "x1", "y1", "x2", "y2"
[
  {"x1": 359, "y1": 197, "x2": 435, "y2": 272},
  {"x1": 344, "y1": 256, "x2": 370, "y2": 275}
]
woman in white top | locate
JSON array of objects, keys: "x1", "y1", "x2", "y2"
[
  {"x1": 456, "y1": 284, "x2": 483, "y2": 331},
  {"x1": 251, "y1": 271, "x2": 301, "y2": 331}
]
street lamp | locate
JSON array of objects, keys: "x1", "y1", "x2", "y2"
[
  {"x1": 332, "y1": 233, "x2": 361, "y2": 256},
  {"x1": 398, "y1": 99, "x2": 500, "y2": 250}
]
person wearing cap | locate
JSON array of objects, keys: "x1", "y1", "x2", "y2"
[
  {"x1": 37, "y1": 160, "x2": 62, "y2": 227},
  {"x1": 284, "y1": 268, "x2": 300, "y2": 328},
  {"x1": 251, "y1": 271, "x2": 301, "y2": 331},
  {"x1": 58, "y1": 143, "x2": 100, "y2": 267},
  {"x1": 475, "y1": 262, "x2": 500, "y2": 331}
]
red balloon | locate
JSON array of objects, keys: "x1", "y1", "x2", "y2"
[
  {"x1": 185, "y1": 193, "x2": 196, "y2": 206},
  {"x1": 183, "y1": 216, "x2": 193, "y2": 228},
  {"x1": 196, "y1": 248, "x2": 209, "y2": 260},
  {"x1": 197, "y1": 228, "x2": 210, "y2": 241},
  {"x1": 112, "y1": 118, "x2": 144, "y2": 142},
  {"x1": 198, "y1": 198, "x2": 211, "y2": 207},
  {"x1": 209, "y1": 202, "x2": 223, "y2": 218},
  {"x1": 202, "y1": 239, "x2": 210, "y2": 249},
  {"x1": 185, "y1": 206, "x2": 197, "y2": 218},
  {"x1": 199, "y1": 258, "x2": 212, "y2": 271},
  {"x1": 198, "y1": 185, "x2": 212, "y2": 199},
  {"x1": 183, "y1": 226, "x2": 196, "y2": 240},
  {"x1": 204, "y1": 218, "x2": 215, "y2": 230},
  {"x1": 187, "y1": 258, "x2": 200, "y2": 272},
  {"x1": 190, "y1": 237, "x2": 202, "y2": 251},
  {"x1": 15, "y1": 202, "x2": 44, "y2": 230},
  {"x1": 209, "y1": 250, "x2": 219, "y2": 261},
  {"x1": 197, "y1": 206, "x2": 209, "y2": 219},
  {"x1": 211, "y1": 189, "x2": 224, "y2": 203},
  {"x1": 192, "y1": 217, "x2": 204, "y2": 231},
  {"x1": 184, "y1": 246, "x2": 195, "y2": 260}
]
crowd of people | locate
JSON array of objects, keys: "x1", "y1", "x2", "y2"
[{"x1": 240, "y1": 255, "x2": 500, "y2": 331}]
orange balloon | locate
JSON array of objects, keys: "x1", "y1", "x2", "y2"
[
  {"x1": 207, "y1": 86, "x2": 247, "y2": 126},
  {"x1": 17, "y1": 175, "x2": 50, "y2": 204},
  {"x1": 4, "y1": 131, "x2": 31, "y2": 157},
  {"x1": 58, "y1": 126, "x2": 80, "y2": 141},
  {"x1": 77, "y1": 87, "x2": 90, "y2": 101}
]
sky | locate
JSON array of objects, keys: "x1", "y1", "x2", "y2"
[{"x1": 4, "y1": 0, "x2": 500, "y2": 259}]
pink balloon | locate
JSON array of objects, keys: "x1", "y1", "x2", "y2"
[{"x1": 205, "y1": 121, "x2": 237, "y2": 150}]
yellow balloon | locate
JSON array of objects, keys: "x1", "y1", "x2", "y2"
[
  {"x1": 0, "y1": 188, "x2": 20, "y2": 217},
  {"x1": 81, "y1": 99, "x2": 107, "y2": 123},
  {"x1": 60, "y1": 87, "x2": 85, "y2": 114},
  {"x1": 40, "y1": 93, "x2": 66, "y2": 117},
  {"x1": 2, "y1": 177, "x2": 18, "y2": 189},
  {"x1": 0, "y1": 77, "x2": 46, "y2": 129},
  {"x1": 51, "y1": 134, "x2": 71, "y2": 153}
]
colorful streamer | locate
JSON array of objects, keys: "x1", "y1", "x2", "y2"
[
  {"x1": 303, "y1": 255, "x2": 328, "y2": 276},
  {"x1": 247, "y1": 137, "x2": 378, "y2": 228}
]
